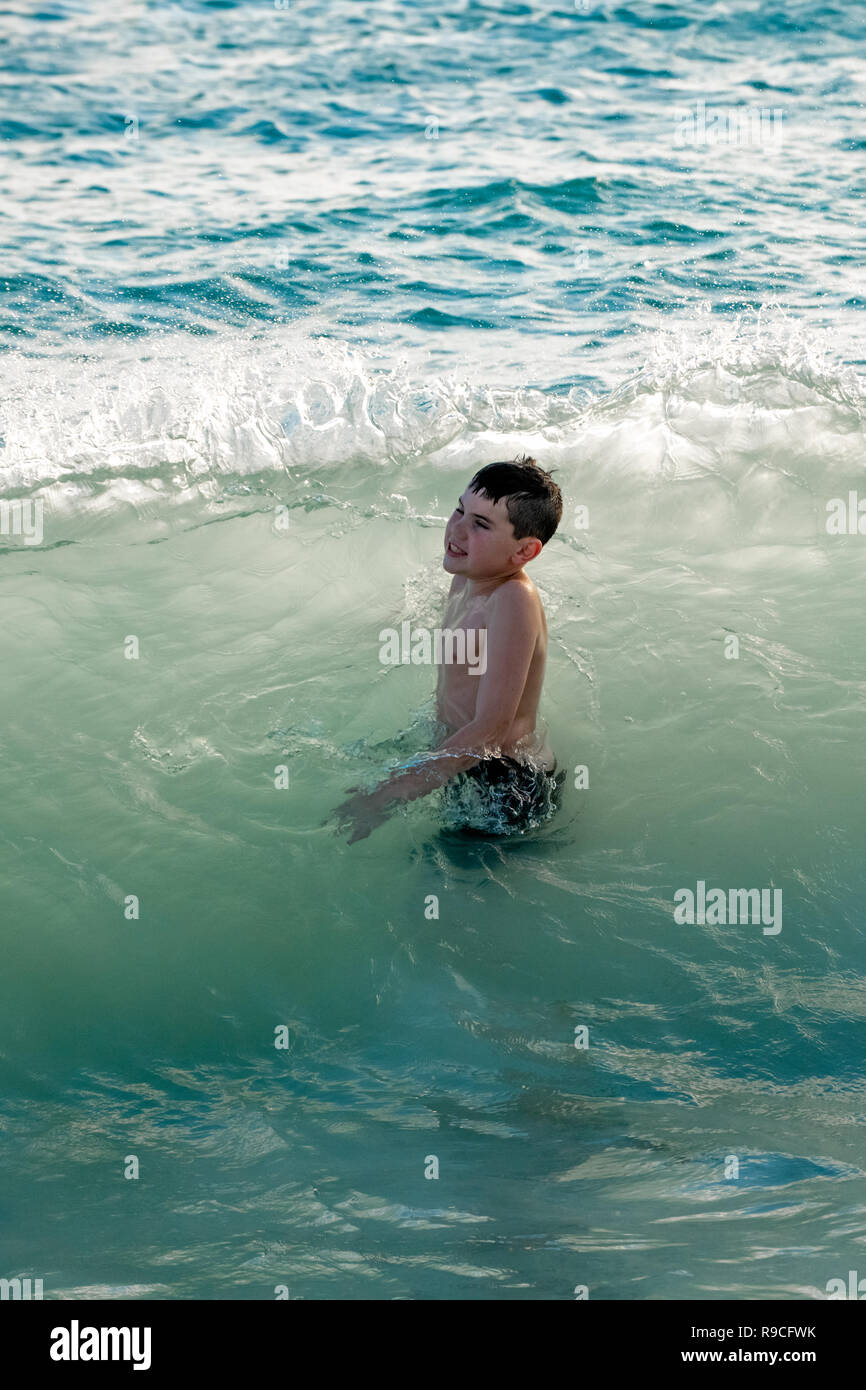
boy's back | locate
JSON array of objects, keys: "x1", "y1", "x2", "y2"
[{"x1": 436, "y1": 570, "x2": 554, "y2": 771}]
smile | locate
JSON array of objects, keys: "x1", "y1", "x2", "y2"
[{"x1": 447, "y1": 541, "x2": 467, "y2": 556}]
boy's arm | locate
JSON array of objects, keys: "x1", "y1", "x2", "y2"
[{"x1": 370, "y1": 583, "x2": 538, "y2": 806}]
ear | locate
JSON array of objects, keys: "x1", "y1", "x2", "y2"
[{"x1": 515, "y1": 537, "x2": 542, "y2": 563}]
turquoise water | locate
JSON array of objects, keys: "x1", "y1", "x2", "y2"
[{"x1": 1, "y1": 0, "x2": 865, "y2": 1300}]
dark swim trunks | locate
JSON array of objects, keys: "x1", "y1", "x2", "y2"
[{"x1": 441, "y1": 756, "x2": 564, "y2": 836}]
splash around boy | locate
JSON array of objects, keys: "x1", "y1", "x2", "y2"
[{"x1": 332, "y1": 455, "x2": 563, "y2": 842}]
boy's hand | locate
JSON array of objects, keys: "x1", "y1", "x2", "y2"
[
  {"x1": 330, "y1": 785, "x2": 393, "y2": 844},
  {"x1": 329, "y1": 751, "x2": 479, "y2": 841}
]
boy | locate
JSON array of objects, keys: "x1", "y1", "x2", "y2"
[{"x1": 334, "y1": 455, "x2": 563, "y2": 843}]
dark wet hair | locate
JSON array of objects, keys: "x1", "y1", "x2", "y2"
[{"x1": 468, "y1": 455, "x2": 563, "y2": 545}]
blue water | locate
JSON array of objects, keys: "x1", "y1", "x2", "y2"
[{"x1": 1, "y1": 0, "x2": 865, "y2": 1300}]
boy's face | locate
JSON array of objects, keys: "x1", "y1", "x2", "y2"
[{"x1": 443, "y1": 487, "x2": 540, "y2": 578}]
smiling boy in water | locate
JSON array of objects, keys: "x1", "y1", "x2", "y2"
[{"x1": 334, "y1": 455, "x2": 563, "y2": 842}]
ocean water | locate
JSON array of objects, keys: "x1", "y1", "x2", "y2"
[{"x1": 1, "y1": 0, "x2": 865, "y2": 1301}]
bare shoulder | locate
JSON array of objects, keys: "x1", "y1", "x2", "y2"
[{"x1": 491, "y1": 574, "x2": 542, "y2": 625}]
